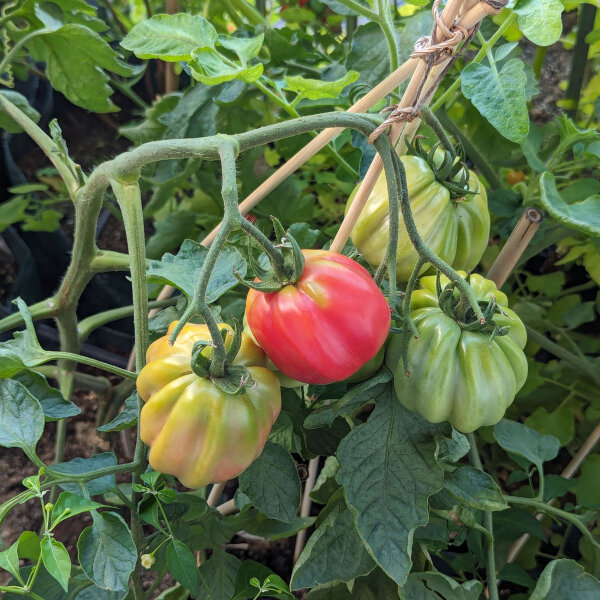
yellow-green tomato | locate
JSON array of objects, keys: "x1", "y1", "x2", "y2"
[
  {"x1": 386, "y1": 273, "x2": 527, "y2": 433},
  {"x1": 136, "y1": 321, "x2": 281, "y2": 489},
  {"x1": 347, "y1": 155, "x2": 490, "y2": 282}
]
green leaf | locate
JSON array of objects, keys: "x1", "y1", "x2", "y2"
[
  {"x1": 284, "y1": 71, "x2": 359, "y2": 101},
  {"x1": 97, "y1": 394, "x2": 138, "y2": 433},
  {"x1": 238, "y1": 442, "x2": 301, "y2": 523},
  {"x1": 234, "y1": 560, "x2": 294, "y2": 600},
  {"x1": 27, "y1": 24, "x2": 136, "y2": 113},
  {"x1": 461, "y1": 59, "x2": 529, "y2": 143},
  {"x1": 119, "y1": 93, "x2": 182, "y2": 145},
  {"x1": 530, "y1": 559, "x2": 600, "y2": 599},
  {"x1": 436, "y1": 429, "x2": 471, "y2": 464},
  {"x1": 147, "y1": 240, "x2": 246, "y2": 302},
  {"x1": 320, "y1": 0, "x2": 370, "y2": 15},
  {"x1": 494, "y1": 419, "x2": 559, "y2": 478},
  {"x1": 0, "y1": 540, "x2": 22, "y2": 583},
  {"x1": 444, "y1": 466, "x2": 508, "y2": 511},
  {"x1": 497, "y1": 563, "x2": 535, "y2": 588},
  {"x1": 514, "y1": 0, "x2": 564, "y2": 46},
  {"x1": 542, "y1": 474, "x2": 574, "y2": 502},
  {"x1": 13, "y1": 370, "x2": 81, "y2": 421},
  {"x1": 402, "y1": 572, "x2": 483, "y2": 600},
  {"x1": 218, "y1": 34, "x2": 264, "y2": 64},
  {"x1": 539, "y1": 172, "x2": 600, "y2": 236},
  {"x1": 189, "y1": 47, "x2": 263, "y2": 85},
  {"x1": 310, "y1": 456, "x2": 340, "y2": 504},
  {"x1": 197, "y1": 550, "x2": 241, "y2": 600},
  {"x1": 291, "y1": 494, "x2": 375, "y2": 590},
  {"x1": 0, "y1": 196, "x2": 28, "y2": 233},
  {"x1": 570, "y1": 454, "x2": 600, "y2": 507},
  {"x1": 243, "y1": 511, "x2": 314, "y2": 541},
  {"x1": 0, "y1": 379, "x2": 44, "y2": 458},
  {"x1": 146, "y1": 211, "x2": 197, "y2": 259},
  {"x1": 305, "y1": 368, "x2": 392, "y2": 428},
  {"x1": 17, "y1": 531, "x2": 41, "y2": 561},
  {"x1": 51, "y1": 492, "x2": 105, "y2": 526},
  {"x1": 337, "y1": 387, "x2": 447, "y2": 585},
  {"x1": 493, "y1": 507, "x2": 547, "y2": 543},
  {"x1": 77, "y1": 512, "x2": 137, "y2": 592},
  {"x1": 307, "y1": 568, "x2": 400, "y2": 599},
  {"x1": 53, "y1": 453, "x2": 117, "y2": 496},
  {"x1": 0, "y1": 90, "x2": 41, "y2": 133},
  {"x1": 121, "y1": 13, "x2": 218, "y2": 61},
  {"x1": 41, "y1": 537, "x2": 71, "y2": 591},
  {"x1": 167, "y1": 539, "x2": 198, "y2": 593}
]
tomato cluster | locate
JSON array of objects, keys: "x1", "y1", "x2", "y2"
[{"x1": 137, "y1": 151, "x2": 528, "y2": 488}]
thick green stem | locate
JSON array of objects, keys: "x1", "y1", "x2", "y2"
[
  {"x1": 78, "y1": 298, "x2": 177, "y2": 341},
  {"x1": 43, "y1": 352, "x2": 137, "y2": 380},
  {"x1": 111, "y1": 179, "x2": 149, "y2": 600},
  {"x1": 239, "y1": 218, "x2": 288, "y2": 279},
  {"x1": 508, "y1": 496, "x2": 600, "y2": 550},
  {"x1": 0, "y1": 93, "x2": 79, "y2": 198},
  {"x1": 468, "y1": 433, "x2": 499, "y2": 600},
  {"x1": 90, "y1": 250, "x2": 146, "y2": 273},
  {"x1": 525, "y1": 325, "x2": 600, "y2": 386},
  {"x1": 227, "y1": 0, "x2": 266, "y2": 25}
]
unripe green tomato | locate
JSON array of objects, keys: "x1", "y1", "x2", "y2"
[
  {"x1": 386, "y1": 273, "x2": 527, "y2": 433},
  {"x1": 347, "y1": 155, "x2": 490, "y2": 282},
  {"x1": 137, "y1": 321, "x2": 281, "y2": 489}
]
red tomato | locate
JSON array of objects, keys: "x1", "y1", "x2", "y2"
[{"x1": 245, "y1": 250, "x2": 391, "y2": 384}]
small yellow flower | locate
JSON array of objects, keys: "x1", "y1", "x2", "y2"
[{"x1": 141, "y1": 554, "x2": 156, "y2": 569}]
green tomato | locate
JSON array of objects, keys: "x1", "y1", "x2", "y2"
[
  {"x1": 386, "y1": 273, "x2": 528, "y2": 433},
  {"x1": 347, "y1": 155, "x2": 490, "y2": 282}
]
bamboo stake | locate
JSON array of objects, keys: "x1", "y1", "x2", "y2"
[
  {"x1": 486, "y1": 208, "x2": 543, "y2": 287},
  {"x1": 293, "y1": 457, "x2": 320, "y2": 563}
]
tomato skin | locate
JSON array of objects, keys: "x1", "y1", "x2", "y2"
[
  {"x1": 245, "y1": 250, "x2": 391, "y2": 385},
  {"x1": 344, "y1": 340, "x2": 386, "y2": 383},
  {"x1": 137, "y1": 321, "x2": 280, "y2": 489},
  {"x1": 347, "y1": 155, "x2": 490, "y2": 282},
  {"x1": 386, "y1": 273, "x2": 527, "y2": 433}
]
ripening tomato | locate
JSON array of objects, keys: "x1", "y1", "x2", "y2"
[
  {"x1": 137, "y1": 321, "x2": 280, "y2": 489},
  {"x1": 347, "y1": 155, "x2": 490, "y2": 282},
  {"x1": 245, "y1": 250, "x2": 391, "y2": 385},
  {"x1": 507, "y1": 169, "x2": 526, "y2": 186},
  {"x1": 386, "y1": 273, "x2": 527, "y2": 433}
]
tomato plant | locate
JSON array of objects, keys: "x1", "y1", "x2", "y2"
[{"x1": 0, "y1": 0, "x2": 599, "y2": 599}]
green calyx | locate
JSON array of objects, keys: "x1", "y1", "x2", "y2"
[
  {"x1": 235, "y1": 216, "x2": 305, "y2": 293},
  {"x1": 435, "y1": 273, "x2": 509, "y2": 340},
  {"x1": 189, "y1": 321, "x2": 254, "y2": 394},
  {"x1": 406, "y1": 136, "x2": 478, "y2": 201}
]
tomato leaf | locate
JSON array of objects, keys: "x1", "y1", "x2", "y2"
[
  {"x1": 238, "y1": 442, "x2": 301, "y2": 523},
  {"x1": 97, "y1": 393, "x2": 138, "y2": 433},
  {"x1": 147, "y1": 240, "x2": 247, "y2": 302},
  {"x1": 77, "y1": 512, "x2": 137, "y2": 592},
  {"x1": 51, "y1": 492, "x2": 106, "y2": 527},
  {"x1": 12, "y1": 370, "x2": 80, "y2": 421},
  {"x1": 461, "y1": 59, "x2": 529, "y2": 144},
  {"x1": 27, "y1": 24, "x2": 138, "y2": 113},
  {"x1": 121, "y1": 13, "x2": 218, "y2": 61},
  {"x1": 284, "y1": 71, "x2": 359, "y2": 101},
  {"x1": 529, "y1": 559, "x2": 600, "y2": 599},
  {"x1": 52, "y1": 453, "x2": 117, "y2": 496},
  {"x1": 0, "y1": 540, "x2": 23, "y2": 584},
  {"x1": 337, "y1": 386, "x2": 448, "y2": 585},
  {"x1": 539, "y1": 172, "x2": 600, "y2": 236},
  {"x1": 291, "y1": 494, "x2": 375, "y2": 590},
  {"x1": 190, "y1": 48, "x2": 263, "y2": 85},
  {"x1": 444, "y1": 466, "x2": 508, "y2": 511}
]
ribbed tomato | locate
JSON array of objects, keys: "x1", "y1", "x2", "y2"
[
  {"x1": 245, "y1": 250, "x2": 391, "y2": 384},
  {"x1": 137, "y1": 321, "x2": 280, "y2": 489}
]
